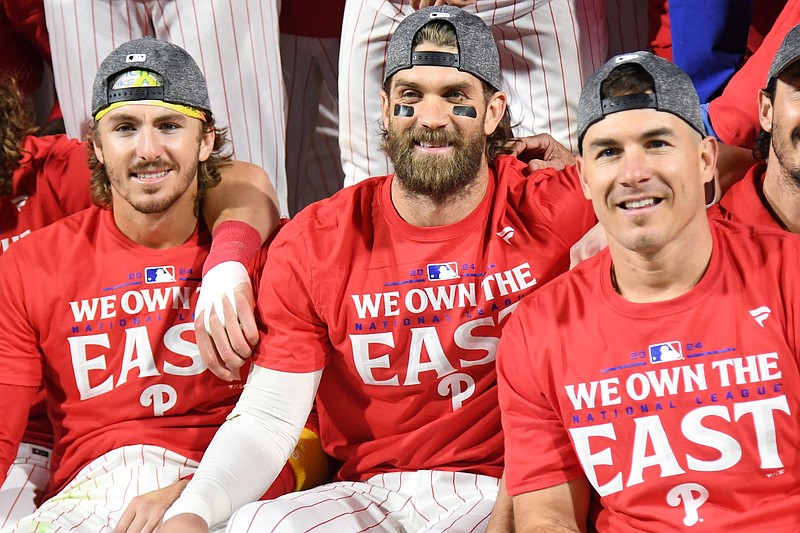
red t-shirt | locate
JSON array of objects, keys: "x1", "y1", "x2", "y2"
[
  {"x1": 253, "y1": 155, "x2": 596, "y2": 481},
  {"x1": 499, "y1": 219, "x2": 800, "y2": 531},
  {"x1": 708, "y1": 162, "x2": 781, "y2": 229},
  {"x1": 0, "y1": 207, "x2": 249, "y2": 496}
]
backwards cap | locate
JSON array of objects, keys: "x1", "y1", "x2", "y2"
[
  {"x1": 91, "y1": 37, "x2": 211, "y2": 121},
  {"x1": 384, "y1": 6, "x2": 501, "y2": 91},
  {"x1": 768, "y1": 23, "x2": 800, "y2": 83},
  {"x1": 576, "y1": 51, "x2": 705, "y2": 152}
]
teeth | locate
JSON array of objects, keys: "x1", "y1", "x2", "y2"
[
  {"x1": 623, "y1": 198, "x2": 656, "y2": 209},
  {"x1": 133, "y1": 170, "x2": 169, "y2": 180}
]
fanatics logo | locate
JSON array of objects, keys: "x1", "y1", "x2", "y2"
[
  {"x1": 427, "y1": 262, "x2": 459, "y2": 281},
  {"x1": 648, "y1": 341, "x2": 683, "y2": 364},
  {"x1": 145, "y1": 266, "x2": 176, "y2": 283},
  {"x1": 496, "y1": 226, "x2": 515, "y2": 244},
  {"x1": 749, "y1": 306, "x2": 771, "y2": 327}
]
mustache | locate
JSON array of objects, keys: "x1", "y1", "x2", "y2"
[
  {"x1": 129, "y1": 161, "x2": 172, "y2": 173},
  {"x1": 402, "y1": 128, "x2": 463, "y2": 147}
]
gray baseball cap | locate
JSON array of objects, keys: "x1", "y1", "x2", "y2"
[
  {"x1": 768, "y1": 23, "x2": 800, "y2": 83},
  {"x1": 91, "y1": 37, "x2": 211, "y2": 121},
  {"x1": 577, "y1": 51, "x2": 705, "y2": 152},
  {"x1": 384, "y1": 6, "x2": 501, "y2": 91}
]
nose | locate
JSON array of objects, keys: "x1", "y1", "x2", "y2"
[
  {"x1": 415, "y1": 97, "x2": 450, "y2": 130},
  {"x1": 618, "y1": 148, "x2": 653, "y2": 187},
  {"x1": 135, "y1": 126, "x2": 165, "y2": 161}
]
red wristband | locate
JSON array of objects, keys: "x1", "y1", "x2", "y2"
[{"x1": 203, "y1": 221, "x2": 262, "y2": 275}]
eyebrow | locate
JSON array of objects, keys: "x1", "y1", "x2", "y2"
[
  {"x1": 392, "y1": 79, "x2": 475, "y2": 94},
  {"x1": 587, "y1": 127, "x2": 676, "y2": 150},
  {"x1": 106, "y1": 110, "x2": 188, "y2": 124}
]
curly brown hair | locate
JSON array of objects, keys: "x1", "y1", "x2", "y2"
[
  {"x1": 381, "y1": 20, "x2": 514, "y2": 164},
  {"x1": 86, "y1": 113, "x2": 232, "y2": 214},
  {"x1": 0, "y1": 78, "x2": 37, "y2": 197}
]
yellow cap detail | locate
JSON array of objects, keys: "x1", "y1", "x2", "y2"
[
  {"x1": 95, "y1": 100, "x2": 206, "y2": 121},
  {"x1": 95, "y1": 69, "x2": 206, "y2": 121}
]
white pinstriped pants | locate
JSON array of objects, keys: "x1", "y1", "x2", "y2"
[
  {"x1": 0, "y1": 445, "x2": 211, "y2": 533},
  {"x1": 226, "y1": 470, "x2": 500, "y2": 533},
  {"x1": 0, "y1": 444, "x2": 51, "y2": 529}
]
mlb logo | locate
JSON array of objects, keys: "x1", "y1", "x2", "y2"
[
  {"x1": 649, "y1": 341, "x2": 683, "y2": 364},
  {"x1": 427, "y1": 262, "x2": 459, "y2": 281},
  {"x1": 145, "y1": 266, "x2": 176, "y2": 283},
  {"x1": 126, "y1": 53, "x2": 147, "y2": 62}
]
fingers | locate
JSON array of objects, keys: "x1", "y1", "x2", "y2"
[
  {"x1": 506, "y1": 134, "x2": 551, "y2": 163},
  {"x1": 114, "y1": 503, "x2": 161, "y2": 533},
  {"x1": 233, "y1": 289, "x2": 259, "y2": 346},
  {"x1": 527, "y1": 159, "x2": 566, "y2": 172},
  {"x1": 220, "y1": 291, "x2": 254, "y2": 361},
  {"x1": 207, "y1": 305, "x2": 244, "y2": 381},
  {"x1": 195, "y1": 312, "x2": 238, "y2": 381},
  {"x1": 114, "y1": 507, "x2": 135, "y2": 533}
]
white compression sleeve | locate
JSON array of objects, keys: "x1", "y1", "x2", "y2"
[{"x1": 163, "y1": 366, "x2": 322, "y2": 528}]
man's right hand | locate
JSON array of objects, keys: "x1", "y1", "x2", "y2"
[{"x1": 156, "y1": 513, "x2": 208, "y2": 533}]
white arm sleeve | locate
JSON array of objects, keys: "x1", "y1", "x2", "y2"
[{"x1": 163, "y1": 366, "x2": 322, "y2": 528}]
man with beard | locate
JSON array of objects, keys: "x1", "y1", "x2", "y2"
[
  {"x1": 710, "y1": 23, "x2": 800, "y2": 232},
  {"x1": 159, "y1": 6, "x2": 597, "y2": 533},
  {"x1": 0, "y1": 38, "x2": 325, "y2": 532}
]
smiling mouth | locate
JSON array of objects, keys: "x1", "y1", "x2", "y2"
[
  {"x1": 620, "y1": 197, "x2": 661, "y2": 210},
  {"x1": 131, "y1": 169, "x2": 171, "y2": 182},
  {"x1": 415, "y1": 141, "x2": 453, "y2": 151}
]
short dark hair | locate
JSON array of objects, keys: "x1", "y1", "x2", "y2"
[
  {"x1": 87, "y1": 115, "x2": 232, "y2": 214},
  {"x1": 382, "y1": 20, "x2": 514, "y2": 164},
  {"x1": 599, "y1": 63, "x2": 656, "y2": 99}
]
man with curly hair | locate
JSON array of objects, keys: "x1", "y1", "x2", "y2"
[{"x1": 0, "y1": 38, "x2": 323, "y2": 532}]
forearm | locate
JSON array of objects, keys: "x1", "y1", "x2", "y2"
[
  {"x1": 512, "y1": 479, "x2": 591, "y2": 533},
  {"x1": 486, "y1": 474, "x2": 514, "y2": 532},
  {"x1": 164, "y1": 367, "x2": 321, "y2": 528},
  {"x1": 202, "y1": 160, "x2": 280, "y2": 241}
]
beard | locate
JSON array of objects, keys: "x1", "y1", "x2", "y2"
[
  {"x1": 770, "y1": 119, "x2": 800, "y2": 188},
  {"x1": 382, "y1": 121, "x2": 486, "y2": 202},
  {"x1": 107, "y1": 158, "x2": 199, "y2": 215}
]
